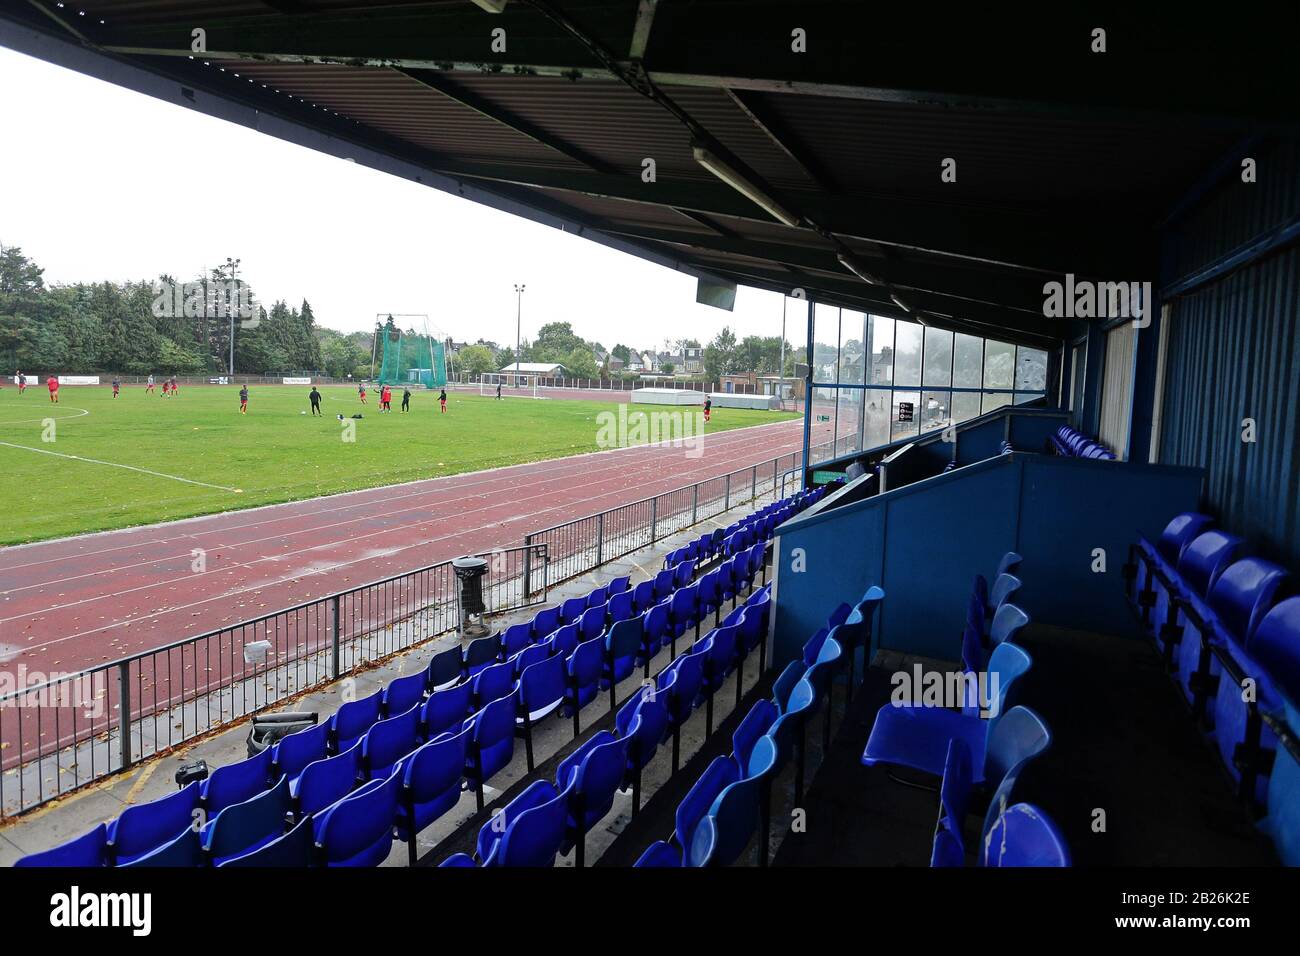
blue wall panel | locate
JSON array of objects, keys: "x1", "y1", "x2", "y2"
[{"x1": 771, "y1": 455, "x2": 1204, "y2": 667}]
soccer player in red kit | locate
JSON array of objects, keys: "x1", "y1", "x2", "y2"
[{"x1": 47, "y1": 375, "x2": 59, "y2": 403}]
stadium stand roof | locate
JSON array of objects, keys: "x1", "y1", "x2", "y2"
[{"x1": 2, "y1": 1, "x2": 1296, "y2": 352}]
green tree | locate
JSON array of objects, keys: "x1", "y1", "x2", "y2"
[
  {"x1": 703, "y1": 327, "x2": 738, "y2": 379},
  {"x1": 532, "y1": 321, "x2": 585, "y2": 362},
  {"x1": 564, "y1": 346, "x2": 599, "y2": 378},
  {"x1": 458, "y1": 343, "x2": 498, "y2": 376}
]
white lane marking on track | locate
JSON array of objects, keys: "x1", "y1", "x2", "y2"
[{"x1": 0, "y1": 440, "x2": 241, "y2": 492}]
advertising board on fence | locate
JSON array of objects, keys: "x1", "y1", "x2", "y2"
[
  {"x1": 57, "y1": 375, "x2": 101, "y2": 385},
  {"x1": 282, "y1": 377, "x2": 312, "y2": 385}
]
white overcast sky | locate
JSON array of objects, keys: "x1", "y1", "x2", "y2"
[{"x1": 0, "y1": 45, "x2": 805, "y2": 354}]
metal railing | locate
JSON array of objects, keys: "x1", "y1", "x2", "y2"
[
  {"x1": 523, "y1": 451, "x2": 803, "y2": 591},
  {"x1": 0, "y1": 544, "x2": 547, "y2": 817}
]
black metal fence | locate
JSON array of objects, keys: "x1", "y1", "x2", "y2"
[
  {"x1": 0, "y1": 544, "x2": 546, "y2": 817},
  {"x1": 524, "y1": 451, "x2": 803, "y2": 591}
]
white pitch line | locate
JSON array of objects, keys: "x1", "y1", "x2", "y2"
[
  {"x1": 0, "y1": 406, "x2": 91, "y2": 426},
  {"x1": 0, "y1": 440, "x2": 241, "y2": 492}
]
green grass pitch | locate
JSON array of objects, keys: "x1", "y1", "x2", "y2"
[{"x1": 0, "y1": 385, "x2": 798, "y2": 545}]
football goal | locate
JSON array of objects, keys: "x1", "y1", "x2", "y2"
[{"x1": 479, "y1": 372, "x2": 544, "y2": 399}]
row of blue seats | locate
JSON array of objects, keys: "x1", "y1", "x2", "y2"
[
  {"x1": 662, "y1": 486, "x2": 832, "y2": 571},
  {"x1": 1127, "y1": 513, "x2": 1300, "y2": 864},
  {"x1": 1051, "y1": 423, "x2": 1115, "y2": 460},
  {"x1": 14, "y1": 489, "x2": 808, "y2": 868},
  {"x1": 863, "y1": 553, "x2": 1071, "y2": 866},
  {"x1": 440, "y1": 585, "x2": 776, "y2": 867},
  {"x1": 635, "y1": 585, "x2": 885, "y2": 866}
]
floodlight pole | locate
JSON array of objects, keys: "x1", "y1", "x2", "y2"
[
  {"x1": 514, "y1": 283, "x2": 526, "y2": 386},
  {"x1": 779, "y1": 296, "x2": 787, "y2": 406},
  {"x1": 225, "y1": 257, "x2": 240, "y2": 377}
]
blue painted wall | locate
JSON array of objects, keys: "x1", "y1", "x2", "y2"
[{"x1": 770, "y1": 454, "x2": 1204, "y2": 665}]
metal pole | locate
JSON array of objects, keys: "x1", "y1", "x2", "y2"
[
  {"x1": 650, "y1": 497, "x2": 658, "y2": 543},
  {"x1": 692, "y1": 484, "x2": 699, "y2": 524},
  {"x1": 801, "y1": 295, "x2": 814, "y2": 489},
  {"x1": 514, "y1": 283, "x2": 525, "y2": 385},
  {"x1": 596, "y1": 513, "x2": 604, "y2": 566},
  {"x1": 117, "y1": 661, "x2": 132, "y2": 770},
  {"x1": 523, "y1": 535, "x2": 533, "y2": 597},
  {"x1": 779, "y1": 296, "x2": 787, "y2": 408},
  {"x1": 330, "y1": 595, "x2": 341, "y2": 679}
]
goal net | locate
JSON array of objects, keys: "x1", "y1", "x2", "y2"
[
  {"x1": 374, "y1": 314, "x2": 446, "y2": 388},
  {"x1": 480, "y1": 372, "x2": 543, "y2": 399}
]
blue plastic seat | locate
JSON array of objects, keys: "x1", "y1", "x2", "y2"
[
  {"x1": 426, "y1": 645, "x2": 464, "y2": 691},
  {"x1": 313, "y1": 770, "x2": 401, "y2": 867},
  {"x1": 118, "y1": 827, "x2": 204, "y2": 868},
  {"x1": 361, "y1": 702, "x2": 422, "y2": 780},
  {"x1": 202, "y1": 747, "x2": 275, "y2": 815},
  {"x1": 930, "y1": 738, "x2": 974, "y2": 867},
  {"x1": 546, "y1": 621, "x2": 580, "y2": 661},
  {"x1": 421, "y1": 681, "x2": 473, "y2": 741},
  {"x1": 513, "y1": 640, "x2": 551, "y2": 677},
  {"x1": 615, "y1": 684, "x2": 670, "y2": 813},
  {"x1": 673, "y1": 558, "x2": 696, "y2": 589},
  {"x1": 560, "y1": 596, "x2": 588, "y2": 626},
  {"x1": 517, "y1": 653, "x2": 567, "y2": 770},
  {"x1": 531, "y1": 605, "x2": 561, "y2": 640},
  {"x1": 608, "y1": 575, "x2": 631, "y2": 597},
  {"x1": 394, "y1": 723, "x2": 471, "y2": 864},
  {"x1": 688, "y1": 735, "x2": 779, "y2": 867},
  {"x1": 271, "y1": 720, "x2": 329, "y2": 787},
  {"x1": 982, "y1": 803, "x2": 1070, "y2": 866},
  {"x1": 463, "y1": 634, "x2": 501, "y2": 679},
  {"x1": 203, "y1": 775, "x2": 292, "y2": 866},
  {"x1": 587, "y1": 584, "x2": 610, "y2": 608},
  {"x1": 465, "y1": 692, "x2": 517, "y2": 810},
  {"x1": 631, "y1": 579, "x2": 656, "y2": 614},
  {"x1": 658, "y1": 651, "x2": 706, "y2": 772},
  {"x1": 698, "y1": 624, "x2": 741, "y2": 734},
  {"x1": 696, "y1": 571, "x2": 722, "y2": 626},
  {"x1": 500, "y1": 622, "x2": 533, "y2": 660},
  {"x1": 440, "y1": 852, "x2": 477, "y2": 867},
  {"x1": 476, "y1": 779, "x2": 570, "y2": 867},
  {"x1": 292, "y1": 743, "x2": 361, "y2": 820},
  {"x1": 217, "y1": 816, "x2": 314, "y2": 867},
  {"x1": 1263, "y1": 699, "x2": 1300, "y2": 865},
  {"x1": 472, "y1": 660, "x2": 518, "y2": 710},
  {"x1": 602, "y1": 616, "x2": 643, "y2": 707},
  {"x1": 667, "y1": 584, "x2": 701, "y2": 654},
  {"x1": 579, "y1": 603, "x2": 606, "y2": 642},
  {"x1": 331, "y1": 690, "x2": 382, "y2": 754},
  {"x1": 1178, "y1": 530, "x2": 1244, "y2": 600},
  {"x1": 383, "y1": 670, "x2": 428, "y2": 717},
  {"x1": 608, "y1": 589, "x2": 635, "y2": 626},
  {"x1": 653, "y1": 568, "x2": 675, "y2": 601},
  {"x1": 557, "y1": 730, "x2": 630, "y2": 866},
  {"x1": 641, "y1": 601, "x2": 670, "y2": 663},
  {"x1": 732, "y1": 698, "x2": 778, "y2": 777},
  {"x1": 107, "y1": 780, "x2": 201, "y2": 866},
  {"x1": 672, "y1": 754, "x2": 740, "y2": 858},
  {"x1": 862, "y1": 644, "x2": 1034, "y2": 782},
  {"x1": 565, "y1": 637, "x2": 605, "y2": 732},
  {"x1": 14, "y1": 823, "x2": 110, "y2": 867},
  {"x1": 772, "y1": 658, "x2": 808, "y2": 713}
]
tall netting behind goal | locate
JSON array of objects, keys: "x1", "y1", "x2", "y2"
[{"x1": 375, "y1": 314, "x2": 446, "y2": 388}]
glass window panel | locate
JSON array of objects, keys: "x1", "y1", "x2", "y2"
[
  {"x1": 893, "y1": 321, "x2": 923, "y2": 386},
  {"x1": 891, "y1": 390, "x2": 920, "y2": 441},
  {"x1": 864, "y1": 388, "x2": 891, "y2": 449},
  {"x1": 839, "y1": 310, "x2": 867, "y2": 385},
  {"x1": 867, "y1": 315, "x2": 895, "y2": 385},
  {"x1": 1014, "y1": 392, "x2": 1041, "y2": 406},
  {"x1": 1015, "y1": 346, "x2": 1048, "y2": 391},
  {"x1": 953, "y1": 333, "x2": 983, "y2": 387},
  {"x1": 920, "y1": 390, "x2": 951, "y2": 434},
  {"x1": 951, "y1": 391, "x2": 981, "y2": 424},
  {"x1": 836, "y1": 387, "x2": 863, "y2": 458},
  {"x1": 922, "y1": 328, "x2": 953, "y2": 387},
  {"x1": 812, "y1": 303, "x2": 840, "y2": 382},
  {"x1": 983, "y1": 340, "x2": 1015, "y2": 389},
  {"x1": 982, "y1": 391, "x2": 1013, "y2": 415}
]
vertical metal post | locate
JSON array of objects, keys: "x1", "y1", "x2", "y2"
[
  {"x1": 596, "y1": 513, "x2": 605, "y2": 566},
  {"x1": 751, "y1": 466, "x2": 757, "y2": 502},
  {"x1": 650, "y1": 497, "x2": 658, "y2": 543},
  {"x1": 523, "y1": 534, "x2": 533, "y2": 597},
  {"x1": 692, "y1": 484, "x2": 699, "y2": 524},
  {"x1": 117, "y1": 661, "x2": 132, "y2": 770},
  {"x1": 801, "y1": 295, "x2": 814, "y2": 489},
  {"x1": 725, "y1": 474, "x2": 731, "y2": 510},
  {"x1": 330, "y1": 594, "x2": 341, "y2": 679}
]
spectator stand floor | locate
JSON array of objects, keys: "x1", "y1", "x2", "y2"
[{"x1": 771, "y1": 623, "x2": 1279, "y2": 867}]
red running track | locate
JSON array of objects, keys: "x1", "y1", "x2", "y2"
[{"x1": 0, "y1": 418, "x2": 820, "y2": 678}]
